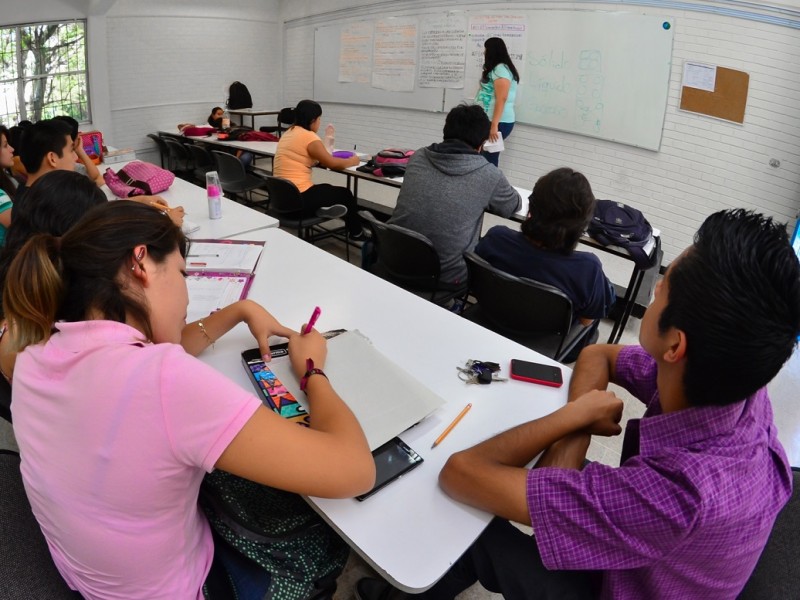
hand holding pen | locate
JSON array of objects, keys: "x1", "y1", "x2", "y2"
[{"x1": 302, "y1": 306, "x2": 321, "y2": 335}]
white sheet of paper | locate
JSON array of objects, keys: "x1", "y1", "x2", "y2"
[
  {"x1": 483, "y1": 134, "x2": 505, "y2": 153},
  {"x1": 186, "y1": 275, "x2": 250, "y2": 322},
  {"x1": 269, "y1": 331, "x2": 445, "y2": 450},
  {"x1": 683, "y1": 62, "x2": 716, "y2": 92},
  {"x1": 186, "y1": 241, "x2": 263, "y2": 273}
]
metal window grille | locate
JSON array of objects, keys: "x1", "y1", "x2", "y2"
[{"x1": 0, "y1": 20, "x2": 90, "y2": 125}]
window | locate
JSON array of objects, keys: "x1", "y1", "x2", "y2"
[{"x1": 0, "y1": 20, "x2": 90, "y2": 125}]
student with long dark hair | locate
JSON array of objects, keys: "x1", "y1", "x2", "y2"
[
  {"x1": 5, "y1": 200, "x2": 374, "y2": 599},
  {"x1": 273, "y1": 99, "x2": 366, "y2": 240},
  {"x1": 475, "y1": 37, "x2": 520, "y2": 167},
  {"x1": 0, "y1": 126, "x2": 16, "y2": 245}
]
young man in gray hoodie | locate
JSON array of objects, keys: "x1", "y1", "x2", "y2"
[{"x1": 388, "y1": 104, "x2": 521, "y2": 287}]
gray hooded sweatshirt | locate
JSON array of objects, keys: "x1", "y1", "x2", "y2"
[{"x1": 388, "y1": 140, "x2": 521, "y2": 284}]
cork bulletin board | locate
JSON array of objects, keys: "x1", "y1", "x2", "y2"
[{"x1": 679, "y1": 66, "x2": 749, "y2": 124}]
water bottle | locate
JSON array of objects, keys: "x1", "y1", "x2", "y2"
[
  {"x1": 324, "y1": 123, "x2": 335, "y2": 153},
  {"x1": 222, "y1": 109, "x2": 231, "y2": 130},
  {"x1": 206, "y1": 171, "x2": 222, "y2": 220}
]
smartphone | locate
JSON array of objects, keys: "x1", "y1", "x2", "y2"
[
  {"x1": 509, "y1": 359, "x2": 563, "y2": 388},
  {"x1": 356, "y1": 438, "x2": 424, "y2": 502}
]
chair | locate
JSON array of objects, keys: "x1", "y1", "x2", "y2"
[
  {"x1": 0, "y1": 376, "x2": 10, "y2": 423},
  {"x1": 185, "y1": 143, "x2": 215, "y2": 184},
  {"x1": 259, "y1": 107, "x2": 295, "y2": 138},
  {"x1": 0, "y1": 450, "x2": 81, "y2": 598},
  {"x1": 738, "y1": 467, "x2": 800, "y2": 599},
  {"x1": 163, "y1": 139, "x2": 194, "y2": 181},
  {"x1": 264, "y1": 176, "x2": 350, "y2": 260},
  {"x1": 460, "y1": 253, "x2": 595, "y2": 362},
  {"x1": 146, "y1": 133, "x2": 170, "y2": 168},
  {"x1": 211, "y1": 150, "x2": 268, "y2": 207},
  {"x1": 359, "y1": 210, "x2": 465, "y2": 305}
]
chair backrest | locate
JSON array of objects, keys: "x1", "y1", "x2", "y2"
[
  {"x1": 263, "y1": 176, "x2": 304, "y2": 214},
  {"x1": 277, "y1": 107, "x2": 295, "y2": 126},
  {"x1": 738, "y1": 467, "x2": 800, "y2": 599},
  {"x1": 360, "y1": 210, "x2": 441, "y2": 290},
  {"x1": 211, "y1": 150, "x2": 247, "y2": 186},
  {"x1": 186, "y1": 144, "x2": 214, "y2": 169},
  {"x1": 146, "y1": 133, "x2": 169, "y2": 167},
  {"x1": 163, "y1": 138, "x2": 191, "y2": 168},
  {"x1": 464, "y1": 252, "x2": 574, "y2": 338},
  {"x1": 0, "y1": 450, "x2": 80, "y2": 599}
]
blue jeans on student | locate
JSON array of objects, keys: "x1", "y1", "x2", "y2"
[
  {"x1": 213, "y1": 536, "x2": 271, "y2": 599},
  {"x1": 482, "y1": 122, "x2": 514, "y2": 167}
]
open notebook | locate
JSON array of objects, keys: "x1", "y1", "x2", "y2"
[{"x1": 247, "y1": 330, "x2": 445, "y2": 450}]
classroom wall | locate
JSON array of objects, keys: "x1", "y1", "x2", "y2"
[
  {"x1": 281, "y1": 0, "x2": 800, "y2": 263},
  {"x1": 105, "y1": 0, "x2": 282, "y2": 160}
]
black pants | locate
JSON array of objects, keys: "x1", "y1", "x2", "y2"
[
  {"x1": 415, "y1": 518, "x2": 596, "y2": 600},
  {"x1": 300, "y1": 184, "x2": 360, "y2": 234}
]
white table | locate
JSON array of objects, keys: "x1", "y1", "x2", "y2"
[
  {"x1": 198, "y1": 227, "x2": 569, "y2": 592},
  {"x1": 101, "y1": 161, "x2": 279, "y2": 239},
  {"x1": 227, "y1": 108, "x2": 281, "y2": 129}
]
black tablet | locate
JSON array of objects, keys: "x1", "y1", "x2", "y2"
[{"x1": 356, "y1": 437, "x2": 423, "y2": 502}]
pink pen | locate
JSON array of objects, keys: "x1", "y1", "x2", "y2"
[{"x1": 302, "y1": 306, "x2": 321, "y2": 335}]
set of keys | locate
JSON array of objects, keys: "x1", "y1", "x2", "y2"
[{"x1": 457, "y1": 359, "x2": 508, "y2": 385}]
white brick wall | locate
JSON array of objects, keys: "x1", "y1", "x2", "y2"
[
  {"x1": 282, "y1": 1, "x2": 800, "y2": 263},
  {"x1": 105, "y1": 3, "x2": 281, "y2": 164}
]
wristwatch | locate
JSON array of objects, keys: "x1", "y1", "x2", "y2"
[{"x1": 299, "y1": 358, "x2": 328, "y2": 392}]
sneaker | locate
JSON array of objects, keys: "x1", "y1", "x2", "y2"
[
  {"x1": 349, "y1": 227, "x2": 371, "y2": 242},
  {"x1": 316, "y1": 204, "x2": 348, "y2": 220},
  {"x1": 354, "y1": 578, "x2": 409, "y2": 600}
]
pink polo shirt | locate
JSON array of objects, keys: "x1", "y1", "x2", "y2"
[{"x1": 12, "y1": 320, "x2": 261, "y2": 600}]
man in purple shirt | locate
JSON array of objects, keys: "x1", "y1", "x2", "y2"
[{"x1": 357, "y1": 209, "x2": 800, "y2": 600}]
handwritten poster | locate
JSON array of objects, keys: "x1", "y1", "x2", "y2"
[
  {"x1": 339, "y1": 22, "x2": 373, "y2": 83},
  {"x1": 372, "y1": 17, "x2": 418, "y2": 92},
  {"x1": 463, "y1": 15, "x2": 527, "y2": 99},
  {"x1": 419, "y1": 14, "x2": 467, "y2": 88}
]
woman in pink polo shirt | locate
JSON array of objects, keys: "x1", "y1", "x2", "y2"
[{"x1": 4, "y1": 201, "x2": 375, "y2": 600}]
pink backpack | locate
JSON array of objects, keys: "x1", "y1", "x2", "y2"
[
  {"x1": 103, "y1": 161, "x2": 175, "y2": 198},
  {"x1": 373, "y1": 148, "x2": 414, "y2": 177}
]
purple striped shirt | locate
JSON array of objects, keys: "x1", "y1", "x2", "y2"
[{"x1": 527, "y1": 345, "x2": 792, "y2": 600}]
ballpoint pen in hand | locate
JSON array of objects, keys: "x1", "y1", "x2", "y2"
[{"x1": 302, "y1": 306, "x2": 321, "y2": 335}]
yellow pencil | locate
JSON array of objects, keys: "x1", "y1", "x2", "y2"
[{"x1": 431, "y1": 403, "x2": 472, "y2": 449}]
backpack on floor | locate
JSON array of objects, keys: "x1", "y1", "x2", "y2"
[
  {"x1": 588, "y1": 200, "x2": 657, "y2": 268},
  {"x1": 227, "y1": 81, "x2": 253, "y2": 110}
]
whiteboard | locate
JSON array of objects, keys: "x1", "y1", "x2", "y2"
[
  {"x1": 446, "y1": 11, "x2": 675, "y2": 150},
  {"x1": 314, "y1": 23, "x2": 446, "y2": 112}
]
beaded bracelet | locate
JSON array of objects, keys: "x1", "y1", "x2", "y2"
[
  {"x1": 299, "y1": 358, "x2": 328, "y2": 392},
  {"x1": 197, "y1": 320, "x2": 214, "y2": 347}
]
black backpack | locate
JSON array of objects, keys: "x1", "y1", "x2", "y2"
[
  {"x1": 588, "y1": 200, "x2": 657, "y2": 268},
  {"x1": 227, "y1": 81, "x2": 253, "y2": 110}
]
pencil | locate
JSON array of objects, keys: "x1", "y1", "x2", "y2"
[{"x1": 431, "y1": 403, "x2": 472, "y2": 449}]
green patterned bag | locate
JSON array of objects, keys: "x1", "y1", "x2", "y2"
[{"x1": 200, "y1": 470, "x2": 349, "y2": 600}]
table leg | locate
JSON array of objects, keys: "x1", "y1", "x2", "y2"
[{"x1": 607, "y1": 266, "x2": 646, "y2": 344}]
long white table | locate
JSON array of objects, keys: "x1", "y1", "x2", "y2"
[
  {"x1": 101, "y1": 161, "x2": 279, "y2": 239},
  {"x1": 197, "y1": 227, "x2": 569, "y2": 592},
  {"x1": 227, "y1": 108, "x2": 281, "y2": 129}
]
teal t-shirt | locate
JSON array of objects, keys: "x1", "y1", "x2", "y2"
[
  {"x1": 0, "y1": 189, "x2": 11, "y2": 247},
  {"x1": 475, "y1": 63, "x2": 518, "y2": 124}
]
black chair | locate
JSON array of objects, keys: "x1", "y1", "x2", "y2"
[
  {"x1": 359, "y1": 210, "x2": 465, "y2": 305},
  {"x1": 259, "y1": 107, "x2": 295, "y2": 138},
  {"x1": 264, "y1": 176, "x2": 350, "y2": 260},
  {"x1": 185, "y1": 144, "x2": 216, "y2": 184},
  {"x1": 163, "y1": 139, "x2": 194, "y2": 181},
  {"x1": 461, "y1": 252, "x2": 595, "y2": 362},
  {"x1": 0, "y1": 450, "x2": 81, "y2": 599},
  {"x1": 146, "y1": 133, "x2": 169, "y2": 168},
  {"x1": 211, "y1": 150, "x2": 268, "y2": 207},
  {"x1": 0, "y1": 376, "x2": 10, "y2": 423},
  {"x1": 738, "y1": 467, "x2": 800, "y2": 599}
]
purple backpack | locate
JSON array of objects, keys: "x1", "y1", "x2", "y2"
[{"x1": 588, "y1": 200, "x2": 656, "y2": 268}]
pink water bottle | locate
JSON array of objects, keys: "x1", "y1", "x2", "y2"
[{"x1": 206, "y1": 171, "x2": 222, "y2": 219}]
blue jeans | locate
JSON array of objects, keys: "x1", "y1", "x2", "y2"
[
  {"x1": 213, "y1": 535, "x2": 271, "y2": 599},
  {"x1": 482, "y1": 122, "x2": 514, "y2": 167}
]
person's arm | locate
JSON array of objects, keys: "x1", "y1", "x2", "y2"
[
  {"x1": 487, "y1": 176, "x2": 522, "y2": 216},
  {"x1": 535, "y1": 344, "x2": 624, "y2": 470},
  {"x1": 307, "y1": 139, "x2": 360, "y2": 170},
  {"x1": 127, "y1": 195, "x2": 185, "y2": 226},
  {"x1": 181, "y1": 300, "x2": 296, "y2": 359},
  {"x1": 489, "y1": 77, "x2": 511, "y2": 142},
  {"x1": 439, "y1": 388, "x2": 623, "y2": 524},
  {"x1": 214, "y1": 329, "x2": 375, "y2": 498},
  {"x1": 0, "y1": 206, "x2": 10, "y2": 229},
  {"x1": 73, "y1": 137, "x2": 104, "y2": 186}
]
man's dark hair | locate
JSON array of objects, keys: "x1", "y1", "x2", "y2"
[
  {"x1": 521, "y1": 168, "x2": 595, "y2": 253},
  {"x1": 19, "y1": 119, "x2": 73, "y2": 173},
  {"x1": 442, "y1": 104, "x2": 490, "y2": 149},
  {"x1": 660, "y1": 209, "x2": 800, "y2": 407},
  {"x1": 52, "y1": 115, "x2": 80, "y2": 140},
  {"x1": 293, "y1": 100, "x2": 322, "y2": 130}
]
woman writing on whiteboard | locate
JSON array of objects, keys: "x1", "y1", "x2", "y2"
[
  {"x1": 475, "y1": 37, "x2": 520, "y2": 168},
  {"x1": 273, "y1": 99, "x2": 367, "y2": 240}
]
